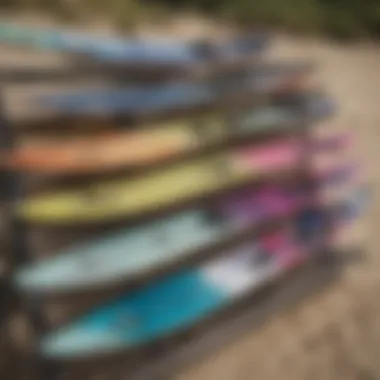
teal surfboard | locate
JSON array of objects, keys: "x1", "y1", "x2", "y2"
[{"x1": 39, "y1": 231, "x2": 301, "y2": 360}]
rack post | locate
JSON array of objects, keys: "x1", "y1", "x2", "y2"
[{"x1": 0, "y1": 89, "x2": 60, "y2": 380}]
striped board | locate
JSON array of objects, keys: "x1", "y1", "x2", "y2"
[
  {"x1": 13, "y1": 164, "x2": 357, "y2": 297},
  {"x1": 0, "y1": 22, "x2": 268, "y2": 63},
  {"x1": 38, "y1": 189, "x2": 369, "y2": 361},
  {"x1": 16, "y1": 134, "x2": 349, "y2": 225},
  {"x1": 34, "y1": 62, "x2": 313, "y2": 117},
  {"x1": 1, "y1": 94, "x2": 335, "y2": 175}
]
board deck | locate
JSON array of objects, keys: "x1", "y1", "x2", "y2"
[
  {"x1": 2, "y1": 96, "x2": 335, "y2": 174},
  {"x1": 16, "y1": 134, "x2": 348, "y2": 225},
  {"x1": 13, "y1": 164, "x2": 356, "y2": 296},
  {"x1": 0, "y1": 22, "x2": 268, "y2": 63},
  {"x1": 38, "y1": 189, "x2": 368, "y2": 361},
  {"x1": 35, "y1": 62, "x2": 313, "y2": 116}
]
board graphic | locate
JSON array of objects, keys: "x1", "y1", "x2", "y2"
[
  {"x1": 16, "y1": 134, "x2": 347, "y2": 225},
  {"x1": 38, "y1": 189, "x2": 369, "y2": 360},
  {"x1": 13, "y1": 164, "x2": 355, "y2": 296}
]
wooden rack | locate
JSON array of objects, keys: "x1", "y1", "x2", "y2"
[{"x1": 0, "y1": 61, "x2": 351, "y2": 380}]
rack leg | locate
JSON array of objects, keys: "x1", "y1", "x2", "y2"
[
  {"x1": 0, "y1": 89, "x2": 60, "y2": 380},
  {"x1": 0, "y1": 91, "x2": 30, "y2": 266}
]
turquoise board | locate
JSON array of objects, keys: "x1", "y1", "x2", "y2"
[{"x1": 39, "y1": 233, "x2": 298, "y2": 360}]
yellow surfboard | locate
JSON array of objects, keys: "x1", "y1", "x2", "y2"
[
  {"x1": 3, "y1": 107, "x2": 294, "y2": 175},
  {"x1": 18, "y1": 140, "x2": 304, "y2": 225},
  {"x1": 17, "y1": 155, "x2": 251, "y2": 225}
]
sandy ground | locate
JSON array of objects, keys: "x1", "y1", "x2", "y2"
[
  {"x1": 0, "y1": 16, "x2": 378, "y2": 379},
  {"x1": 179, "y1": 36, "x2": 379, "y2": 380}
]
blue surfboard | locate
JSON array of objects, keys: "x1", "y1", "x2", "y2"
[
  {"x1": 0, "y1": 22, "x2": 268, "y2": 63},
  {"x1": 34, "y1": 62, "x2": 314, "y2": 116}
]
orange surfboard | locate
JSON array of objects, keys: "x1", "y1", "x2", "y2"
[
  {"x1": 3, "y1": 125, "x2": 195, "y2": 174},
  {"x1": 1, "y1": 103, "x2": 327, "y2": 175}
]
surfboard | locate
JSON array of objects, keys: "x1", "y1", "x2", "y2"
[
  {"x1": 2, "y1": 95, "x2": 335, "y2": 175},
  {"x1": 38, "y1": 189, "x2": 368, "y2": 361},
  {"x1": 16, "y1": 134, "x2": 348, "y2": 225},
  {"x1": 34, "y1": 62, "x2": 313, "y2": 117},
  {"x1": 12, "y1": 164, "x2": 356, "y2": 297},
  {"x1": 0, "y1": 22, "x2": 268, "y2": 63}
]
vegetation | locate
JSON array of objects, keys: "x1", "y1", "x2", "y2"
[{"x1": 2, "y1": 0, "x2": 380, "y2": 39}]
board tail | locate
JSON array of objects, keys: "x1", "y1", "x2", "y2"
[
  {"x1": 331, "y1": 186, "x2": 371, "y2": 222},
  {"x1": 296, "y1": 186, "x2": 370, "y2": 244},
  {"x1": 262, "y1": 186, "x2": 370, "y2": 269}
]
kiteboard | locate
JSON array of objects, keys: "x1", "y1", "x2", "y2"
[
  {"x1": 16, "y1": 134, "x2": 349, "y2": 225},
  {"x1": 2, "y1": 94, "x2": 335, "y2": 175},
  {"x1": 13, "y1": 164, "x2": 356, "y2": 297},
  {"x1": 38, "y1": 189, "x2": 368, "y2": 361}
]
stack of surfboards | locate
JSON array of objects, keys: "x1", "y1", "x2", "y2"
[{"x1": 0, "y1": 24, "x2": 369, "y2": 365}]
